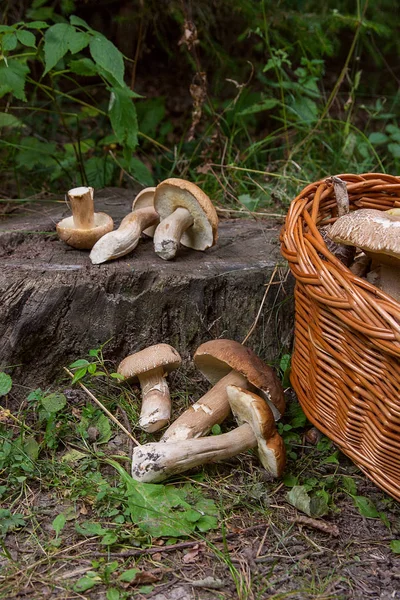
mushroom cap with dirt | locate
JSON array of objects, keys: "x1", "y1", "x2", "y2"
[
  {"x1": 132, "y1": 187, "x2": 157, "y2": 237},
  {"x1": 56, "y1": 186, "x2": 113, "y2": 250},
  {"x1": 117, "y1": 343, "x2": 182, "y2": 433},
  {"x1": 161, "y1": 338, "x2": 285, "y2": 443},
  {"x1": 130, "y1": 385, "x2": 286, "y2": 483},
  {"x1": 328, "y1": 208, "x2": 400, "y2": 301},
  {"x1": 153, "y1": 178, "x2": 218, "y2": 260}
]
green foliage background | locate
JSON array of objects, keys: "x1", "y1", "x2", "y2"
[{"x1": 1, "y1": 0, "x2": 399, "y2": 207}]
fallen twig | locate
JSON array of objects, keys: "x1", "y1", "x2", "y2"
[{"x1": 289, "y1": 514, "x2": 340, "y2": 537}]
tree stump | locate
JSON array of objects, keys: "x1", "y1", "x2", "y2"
[{"x1": 0, "y1": 189, "x2": 294, "y2": 388}]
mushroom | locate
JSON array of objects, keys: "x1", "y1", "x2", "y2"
[
  {"x1": 56, "y1": 186, "x2": 113, "y2": 249},
  {"x1": 328, "y1": 208, "x2": 400, "y2": 301},
  {"x1": 130, "y1": 385, "x2": 286, "y2": 483},
  {"x1": 152, "y1": 178, "x2": 218, "y2": 260},
  {"x1": 161, "y1": 339, "x2": 285, "y2": 443},
  {"x1": 117, "y1": 344, "x2": 182, "y2": 432},
  {"x1": 89, "y1": 206, "x2": 159, "y2": 264},
  {"x1": 132, "y1": 187, "x2": 157, "y2": 237}
]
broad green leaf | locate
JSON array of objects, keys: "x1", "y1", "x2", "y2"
[
  {"x1": 25, "y1": 21, "x2": 49, "y2": 29},
  {"x1": 16, "y1": 30, "x2": 36, "y2": 47},
  {"x1": 23, "y1": 437, "x2": 40, "y2": 461},
  {"x1": 0, "y1": 59, "x2": 30, "y2": 101},
  {"x1": 69, "y1": 359, "x2": 90, "y2": 368},
  {"x1": 352, "y1": 495, "x2": 379, "y2": 518},
  {"x1": 41, "y1": 392, "x2": 66, "y2": 413},
  {"x1": 0, "y1": 373, "x2": 12, "y2": 396},
  {"x1": 106, "y1": 589, "x2": 121, "y2": 600},
  {"x1": 16, "y1": 137, "x2": 56, "y2": 168},
  {"x1": 68, "y1": 57, "x2": 98, "y2": 76},
  {"x1": 2, "y1": 33, "x2": 18, "y2": 51},
  {"x1": 238, "y1": 193, "x2": 259, "y2": 211},
  {"x1": 108, "y1": 85, "x2": 138, "y2": 153},
  {"x1": 368, "y1": 132, "x2": 388, "y2": 145},
  {"x1": 386, "y1": 124, "x2": 400, "y2": 142},
  {"x1": 71, "y1": 367, "x2": 87, "y2": 384},
  {"x1": 90, "y1": 35, "x2": 124, "y2": 86},
  {"x1": 289, "y1": 96, "x2": 318, "y2": 123},
  {"x1": 341, "y1": 476, "x2": 357, "y2": 495},
  {"x1": 390, "y1": 540, "x2": 400, "y2": 554},
  {"x1": 0, "y1": 112, "x2": 23, "y2": 128},
  {"x1": 287, "y1": 485, "x2": 329, "y2": 517},
  {"x1": 67, "y1": 30, "x2": 90, "y2": 54},
  {"x1": 127, "y1": 157, "x2": 154, "y2": 186},
  {"x1": 52, "y1": 513, "x2": 66, "y2": 536},
  {"x1": 43, "y1": 23, "x2": 74, "y2": 75},
  {"x1": 388, "y1": 143, "x2": 400, "y2": 158},
  {"x1": 61, "y1": 449, "x2": 88, "y2": 463},
  {"x1": 83, "y1": 156, "x2": 114, "y2": 189},
  {"x1": 283, "y1": 473, "x2": 298, "y2": 487},
  {"x1": 100, "y1": 531, "x2": 118, "y2": 545},
  {"x1": 73, "y1": 575, "x2": 101, "y2": 592},
  {"x1": 119, "y1": 568, "x2": 140, "y2": 583},
  {"x1": 75, "y1": 520, "x2": 107, "y2": 537},
  {"x1": 69, "y1": 15, "x2": 92, "y2": 31},
  {"x1": 238, "y1": 98, "x2": 280, "y2": 116},
  {"x1": 93, "y1": 413, "x2": 112, "y2": 444},
  {"x1": 0, "y1": 25, "x2": 15, "y2": 33}
]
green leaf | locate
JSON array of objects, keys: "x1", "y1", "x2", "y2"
[
  {"x1": 341, "y1": 476, "x2": 357, "y2": 496},
  {"x1": 368, "y1": 132, "x2": 388, "y2": 145},
  {"x1": 110, "y1": 372, "x2": 124, "y2": 380},
  {"x1": 100, "y1": 531, "x2": 118, "y2": 545},
  {"x1": 90, "y1": 35, "x2": 124, "y2": 86},
  {"x1": 127, "y1": 157, "x2": 154, "y2": 186},
  {"x1": 239, "y1": 193, "x2": 259, "y2": 211},
  {"x1": 390, "y1": 540, "x2": 400, "y2": 554},
  {"x1": 286, "y1": 485, "x2": 329, "y2": 517},
  {"x1": 61, "y1": 449, "x2": 88, "y2": 463},
  {"x1": 25, "y1": 21, "x2": 49, "y2": 29},
  {"x1": 43, "y1": 23, "x2": 74, "y2": 75},
  {"x1": 386, "y1": 124, "x2": 400, "y2": 143},
  {"x1": 0, "y1": 112, "x2": 23, "y2": 128},
  {"x1": 41, "y1": 393, "x2": 66, "y2": 413},
  {"x1": 52, "y1": 513, "x2": 66, "y2": 536},
  {"x1": 238, "y1": 98, "x2": 280, "y2": 116},
  {"x1": 23, "y1": 437, "x2": 40, "y2": 461},
  {"x1": 283, "y1": 473, "x2": 298, "y2": 487},
  {"x1": 84, "y1": 156, "x2": 114, "y2": 189},
  {"x1": 211, "y1": 424, "x2": 221, "y2": 435},
  {"x1": 2, "y1": 33, "x2": 18, "y2": 51},
  {"x1": 108, "y1": 85, "x2": 138, "y2": 153},
  {"x1": 352, "y1": 495, "x2": 379, "y2": 518},
  {"x1": 119, "y1": 568, "x2": 140, "y2": 583},
  {"x1": 71, "y1": 367, "x2": 87, "y2": 384},
  {"x1": 69, "y1": 15, "x2": 92, "y2": 31},
  {"x1": 289, "y1": 96, "x2": 318, "y2": 123},
  {"x1": 93, "y1": 413, "x2": 112, "y2": 444},
  {"x1": 16, "y1": 137, "x2": 56, "y2": 168},
  {"x1": 0, "y1": 373, "x2": 12, "y2": 396},
  {"x1": 73, "y1": 575, "x2": 101, "y2": 592},
  {"x1": 0, "y1": 59, "x2": 30, "y2": 101},
  {"x1": 388, "y1": 143, "x2": 400, "y2": 158},
  {"x1": 106, "y1": 589, "x2": 121, "y2": 600},
  {"x1": 16, "y1": 30, "x2": 36, "y2": 47},
  {"x1": 75, "y1": 521, "x2": 108, "y2": 537},
  {"x1": 69, "y1": 359, "x2": 90, "y2": 368},
  {"x1": 69, "y1": 57, "x2": 98, "y2": 76},
  {"x1": 67, "y1": 30, "x2": 90, "y2": 54}
]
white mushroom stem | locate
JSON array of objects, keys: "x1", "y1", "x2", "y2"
[
  {"x1": 90, "y1": 207, "x2": 159, "y2": 264},
  {"x1": 372, "y1": 264, "x2": 400, "y2": 302},
  {"x1": 68, "y1": 186, "x2": 95, "y2": 229},
  {"x1": 137, "y1": 366, "x2": 171, "y2": 433},
  {"x1": 131, "y1": 423, "x2": 256, "y2": 482},
  {"x1": 153, "y1": 207, "x2": 194, "y2": 260},
  {"x1": 161, "y1": 370, "x2": 248, "y2": 442}
]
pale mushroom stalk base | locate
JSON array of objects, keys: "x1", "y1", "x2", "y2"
[
  {"x1": 90, "y1": 208, "x2": 159, "y2": 264},
  {"x1": 68, "y1": 186, "x2": 95, "y2": 229},
  {"x1": 161, "y1": 370, "x2": 249, "y2": 442},
  {"x1": 131, "y1": 422, "x2": 256, "y2": 482},
  {"x1": 137, "y1": 368, "x2": 171, "y2": 433},
  {"x1": 375, "y1": 264, "x2": 400, "y2": 302},
  {"x1": 153, "y1": 207, "x2": 194, "y2": 260}
]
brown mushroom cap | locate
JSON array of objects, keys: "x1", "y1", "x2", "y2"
[
  {"x1": 154, "y1": 178, "x2": 218, "y2": 251},
  {"x1": 132, "y1": 187, "x2": 157, "y2": 237},
  {"x1": 328, "y1": 208, "x2": 400, "y2": 267},
  {"x1": 118, "y1": 343, "x2": 182, "y2": 381},
  {"x1": 227, "y1": 385, "x2": 286, "y2": 477},
  {"x1": 56, "y1": 212, "x2": 113, "y2": 250},
  {"x1": 194, "y1": 339, "x2": 285, "y2": 418}
]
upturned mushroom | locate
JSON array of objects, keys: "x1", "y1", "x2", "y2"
[
  {"x1": 89, "y1": 206, "x2": 159, "y2": 264},
  {"x1": 56, "y1": 186, "x2": 113, "y2": 249},
  {"x1": 152, "y1": 178, "x2": 218, "y2": 260},
  {"x1": 161, "y1": 339, "x2": 285, "y2": 443},
  {"x1": 132, "y1": 187, "x2": 157, "y2": 237},
  {"x1": 130, "y1": 385, "x2": 286, "y2": 483},
  {"x1": 117, "y1": 344, "x2": 181, "y2": 432},
  {"x1": 328, "y1": 208, "x2": 400, "y2": 301}
]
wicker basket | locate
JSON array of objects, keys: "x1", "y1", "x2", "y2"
[{"x1": 280, "y1": 173, "x2": 400, "y2": 501}]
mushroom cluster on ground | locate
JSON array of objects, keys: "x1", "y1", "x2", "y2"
[
  {"x1": 117, "y1": 339, "x2": 287, "y2": 483},
  {"x1": 56, "y1": 179, "x2": 219, "y2": 263}
]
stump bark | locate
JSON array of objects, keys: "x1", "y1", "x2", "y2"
[{"x1": 0, "y1": 189, "x2": 294, "y2": 388}]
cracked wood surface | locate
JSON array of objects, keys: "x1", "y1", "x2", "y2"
[{"x1": 0, "y1": 189, "x2": 294, "y2": 389}]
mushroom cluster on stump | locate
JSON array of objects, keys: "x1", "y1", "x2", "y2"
[
  {"x1": 56, "y1": 186, "x2": 113, "y2": 249},
  {"x1": 153, "y1": 178, "x2": 218, "y2": 261},
  {"x1": 117, "y1": 344, "x2": 182, "y2": 433},
  {"x1": 161, "y1": 339, "x2": 285, "y2": 443},
  {"x1": 130, "y1": 385, "x2": 286, "y2": 483},
  {"x1": 328, "y1": 208, "x2": 400, "y2": 302}
]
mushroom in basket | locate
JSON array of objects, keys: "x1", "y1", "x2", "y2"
[
  {"x1": 57, "y1": 186, "x2": 113, "y2": 249},
  {"x1": 328, "y1": 208, "x2": 400, "y2": 302},
  {"x1": 117, "y1": 344, "x2": 181, "y2": 432},
  {"x1": 161, "y1": 339, "x2": 285, "y2": 443},
  {"x1": 130, "y1": 385, "x2": 286, "y2": 483}
]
